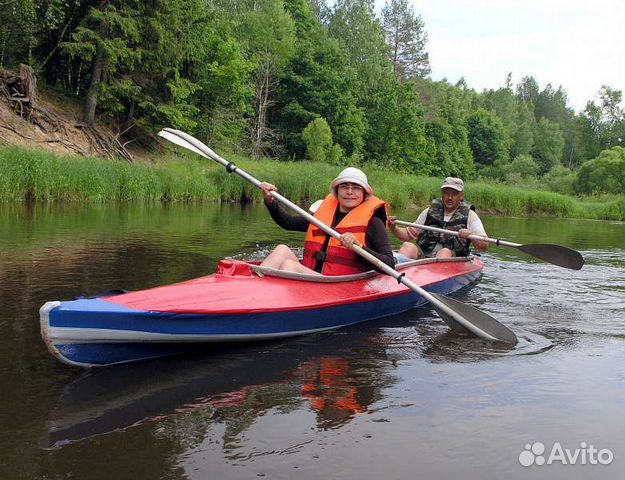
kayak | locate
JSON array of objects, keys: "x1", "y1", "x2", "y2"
[{"x1": 40, "y1": 256, "x2": 483, "y2": 367}]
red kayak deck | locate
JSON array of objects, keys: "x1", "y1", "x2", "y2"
[{"x1": 104, "y1": 258, "x2": 484, "y2": 315}]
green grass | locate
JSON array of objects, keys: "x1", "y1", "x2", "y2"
[{"x1": 1, "y1": 145, "x2": 623, "y2": 220}]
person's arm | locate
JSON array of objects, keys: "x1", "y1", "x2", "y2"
[
  {"x1": 459, "y1": 210, "x2": 489, "y2": 252},
  {"x1": 338, "y1": 217, "x2": 395, "y2": 271},
  {"x1": 261, "y1": 182, "x2": 309, "y2": 232},
  {"x1": 389, "y1": 209, "x2": 427, "y2": 241},
  {"x1": 363, "y1": 216, "x2": 396, "y2": 269}
]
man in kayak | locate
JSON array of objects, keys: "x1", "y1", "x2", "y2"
[
  {"x1": 259, "y1": 167, "x2": 395, "y2": 275},
  {"x1": 389, "y1": 177, "x2": 489, "y2": 260}
]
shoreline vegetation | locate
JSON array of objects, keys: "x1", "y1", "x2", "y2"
[{"x1": 1, "y1": 145, "x2": 623, "y2": 221}]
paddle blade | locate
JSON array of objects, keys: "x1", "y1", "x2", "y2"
[
  {"x1": 430, "y1": 293, "x2": 518, "y2": 345},
  {"x1": 516, "y1": 244, "x2": 584, "y2": 270},
  {"x1": 158, "y1": 130, "x2": 209, "y2": 159}
]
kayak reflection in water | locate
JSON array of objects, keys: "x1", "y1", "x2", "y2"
[{"x1": 259, "y1": 167, "x2": 396, "y2": 276}]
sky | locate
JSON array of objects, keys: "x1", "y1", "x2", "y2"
[{"x1": 375, "y1": 0, "x2": 625, "y2": 113}]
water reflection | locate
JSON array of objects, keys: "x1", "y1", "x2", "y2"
[
  {"x1": 1, "y1": 203, "x2": 624, "y2": 480},
  {"x1": 44, "y1": 306, "x2": 559, "y2": 451},
  {"x1": 44, "y1": 327, "x2": 398, "y2": 449}
]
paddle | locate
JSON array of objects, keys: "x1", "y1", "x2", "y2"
[
  {"x1": 157, "y1": 128, "x2": 518, "y2": 345},
  {"x1": 395, "y1": 220, "x2": 584, "y2": 270}
]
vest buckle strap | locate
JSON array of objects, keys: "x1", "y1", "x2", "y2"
[{"x1": 315, "y1": 251, "x2": 327, "y2": 262}]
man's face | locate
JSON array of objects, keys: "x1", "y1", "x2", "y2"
[{"x1": 442, "y1": 187, "x2": 464, "y2": 212}]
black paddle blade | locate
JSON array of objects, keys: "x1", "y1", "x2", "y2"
[
  {"x1": 430, "y1": 293, "x2": 518, "y2": 345},
  {"x1": 516, "y1": 244, "x2": 584, "y2": 270}
]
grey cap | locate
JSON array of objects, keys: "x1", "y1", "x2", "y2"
[{"x1": 441, "y1": 177, "x2": 464, "y2": 192}]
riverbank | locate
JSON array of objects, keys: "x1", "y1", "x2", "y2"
[{"x1": 1, "y1": 145, "x2": 623, "y2": 220}]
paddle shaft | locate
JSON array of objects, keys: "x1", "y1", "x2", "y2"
[
  {"x1": 160, "y1": 128, "x2": 499, "y2": 340},
  {"x1": 395, "y1": 220, "x2": 520, "y2": 247}
]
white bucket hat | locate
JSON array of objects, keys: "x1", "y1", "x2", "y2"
[{"x1": 331, "y1": 167, "x2": 372, "y2": 197}]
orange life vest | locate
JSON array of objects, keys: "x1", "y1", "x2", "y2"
[
  {"x1": 301, "y1": 358, "x2": 366, "y2": 416},
  {"x1": 302, "y1": 194, "x2": 388, "y2": 275}
]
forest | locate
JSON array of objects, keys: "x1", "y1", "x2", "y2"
[{"x1": 1, "y1": 0, "x2": 624, "y2": 196}]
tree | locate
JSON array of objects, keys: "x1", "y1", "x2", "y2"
[
  {"x1": 543, "y1": 165, "x2": 576, "y2": 195},
  {"x1": 0, "y1": 0, "x2": 40, "y2": 67},
  {"x1": 582, "y1": 85, "x2": 625, "y2": 153},
  {"x1": 328, "y1": 0, "x2": 390, "y2": 95},
  {"x1": 62, "y1": 1, "x2": 142, "y2": 125},
  {"x1": 302, "y1": 117, "x2": 334, "y2": 162},
  {"x1": 381, "y1": 0, "x2": 430, "y2": 82},
  {"x1": 574, "y1": 146, "x2": 625, "y2": 194},
  {"x1": 505, "y1": 154, "x2": 539, "y2": 179},
  {"x1": 511, "y1": 100, "x2": 535, "y2": 158},
  {"x1": 532, "y1": 118, "x2": 564, "y2": 174},
  {"x1": 533, "y1": 83, "x2": 577, "y2": 168},
  {"x1": 414, "y1": 79, "x2": 475, "y2": 178},
  {"x1": 516, "y1": 76, "x2": 540, "y2": 107},
  {"x1": 274, "y1": 2, "x2": 365, "y2": 158},
  {"x1": 364, "y1": 79, "x2": 434, "y2": 173},
  {"x1": 238, "y1": 0, "x2": 296, "y2": 159},
  {"x1": 466, "y1": 108, "x2": 509, "y2": 167},
  {"x1": 190, "y1": 10, "x2": 254, "y2": 151}
]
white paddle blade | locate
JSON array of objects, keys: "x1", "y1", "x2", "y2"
[
  {"x1": 309, "y1": 199, "x2": 323, "y2": 213},
  {"x1": 158, "y1": 130, "x2": 209, "y2": 159}
]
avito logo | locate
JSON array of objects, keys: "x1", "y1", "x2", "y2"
[{"x1": 519, "y1": 441, "x2": 613, "y2": 467}]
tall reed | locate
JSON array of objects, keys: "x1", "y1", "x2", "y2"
[{"x1": 1, "y1": 146, "x2": 623, "y2": 220}]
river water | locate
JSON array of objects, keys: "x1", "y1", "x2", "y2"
[{"x1": 0, "y1": 202, "x2": 623, "y2": 479}]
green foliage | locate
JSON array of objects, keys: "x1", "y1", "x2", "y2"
[
  {"x1": 2, "y1": 145, "x2": 624, "y2": 220},
  {"x1": 511, "y1": 101, "x2": 535, "y2": 157},
  {"x1": 532, "y1": 118, "x2": 564, "y2": 174},
  {"x1": 418, "y1": 80, "x2": 475, "y2": 178},
  {"x1": 274, "y1": 18, "x2": 365, "y2": 157},
  {"x1": 506, "y1": 154, "x2": 539, "y2": 179},
  {"x1": 381, "y1": 0, "x2": 431, "y2": 81},
  {"x1": 328, "y1": 0, "x2": 391, "y2": 93},
  {"x1": 574, "y1": 146, "x2": 625, "y2": 195},
  {"x1": 467, "y1": 108, "x2": 509, "y2": 167},
  {"x1": 579, "y1": 86, "x2": 625, "y2": 161},
  {"x1": 364, "y1": 79, "x2": 433, "y2": 173},
  {"x1": 301, "y1": 117, "x2": 333, "y2": 162},
  {"x1": 0, "y1": 145, "x2": 217, "y2": 202},
  {"x1": 543, "y1": 165, "x2": 576, "y2": 195},
  {"x1": 2, "y1": 0, "x2": 623, "y2": 192}
]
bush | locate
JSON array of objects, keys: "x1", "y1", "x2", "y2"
[
  {"x1": 543, "y1": 165, "x2": 576, "y2": 195},
  {"x1": 301, "y1": 118, "x2": 333, "y2": 163},
  {"x1": 574, "y1": 146, "x2": 625, "y2": 194},
  {"x1": 505, "y1": 154, "x2": 539, "y2": 179}
]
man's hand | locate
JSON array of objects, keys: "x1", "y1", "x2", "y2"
[
  {"x1": 260, "y1": 182, "x2": 277, "y2": 205},
  {"x1": 458, "y1": 228, "x2": 472, "y2": 240}
]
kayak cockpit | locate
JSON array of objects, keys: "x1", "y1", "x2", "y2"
[{"x1": 218, "y1": 256, "x2": 478, "y2": 283}]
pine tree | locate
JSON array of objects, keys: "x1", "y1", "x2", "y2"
[{"x1": 381, "y1": 0, "x2": 430, "y2": 82}]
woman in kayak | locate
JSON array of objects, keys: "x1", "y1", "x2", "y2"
[{"x1": 259, "y1": 167, "x2": 395, "y2": 276}]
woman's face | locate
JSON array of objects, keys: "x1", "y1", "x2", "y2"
[{"x1": 336, "y1": 182, "x2": 365, "y2": 212}]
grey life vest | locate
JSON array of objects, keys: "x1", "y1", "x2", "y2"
[{"x1": 417, "y1": 199, "x2": 474, "y2": 257}]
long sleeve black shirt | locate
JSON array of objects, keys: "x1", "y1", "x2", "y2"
[{"x1": 265, "y1": 200, "x2": 396, "y2": 273}]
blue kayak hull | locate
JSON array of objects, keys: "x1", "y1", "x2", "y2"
[{"x1": 41, "y1": 259, "x2": 482, "y2": 367}]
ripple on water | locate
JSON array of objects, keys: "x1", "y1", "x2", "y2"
[
  {"x1": 378, "y1": 315, "x2": 553, "y2": 364},
  {"x1": 470, "y1": 251, "x2": 625, "y2": 340}
]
